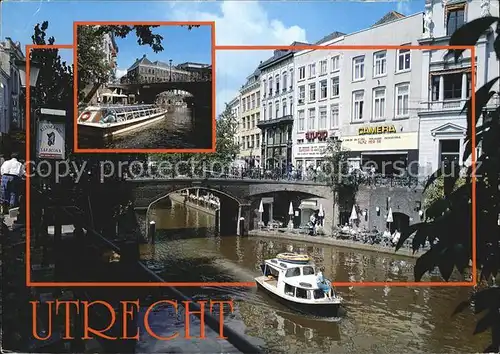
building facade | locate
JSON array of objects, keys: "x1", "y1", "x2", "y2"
[
  {"x1": 228, "y1": 94, "x2": 241, "y2": 149},
  {"x1": 0, "y1": 38, "x2": 24, "y2": 134},
  {"x1": 418, "y1": 0, "x2": 500, "y2": 175},
  {"x1": 123, "y1": 55, "x2": 207, "y2": 84},
  {"x1": 258, "y1": 43, "x2": 308, "y2": 172},
  {"x1": 339, "y1": 12, "x2": 424, "y2": 177},
  {"x1": 102, "y1": 32, "x2": 118, "y2": 82},
  {"x1": 177, "y1": 62, "x2": 212, "y2": 81},
  {"x1": 292, "y1": 32, "x2": 345, "y2": 171},
  {"x1": 238, "y1": 67, "x2": 261, "y2": 167}
]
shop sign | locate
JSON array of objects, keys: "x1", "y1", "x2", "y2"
[
  {"x1": 305, "y1": 130, "x2": 328, "y2": 141},
  {"x1": 358, "y1": 125, "x2": 396, "y2": 135},
  {"x1": 37, "y1": 120, "x2": 66, "y2": 159},
  {"x1": 295, "y1": 144, "x2": 327, "y2": 157},
  {"x1": 341, "y1": 132, "x2": 418, "y2": 152}
]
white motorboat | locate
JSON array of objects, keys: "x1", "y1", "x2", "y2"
[
  {"x1": 255, "y1": 253, "x2": 343, "y2": 317},
  {"x1": 77, "y1": 93, "x2": 168, "y2": 139}
]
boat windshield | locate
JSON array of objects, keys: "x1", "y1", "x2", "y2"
[
  {"x1": 302, "y1": 266, "x2": 315, "y2": 275},
  {"x1": 264, "y1": 265, "x2": 280, "y2": 278},
  {"x1": 285, "y1": 267, "x2": 301, "y2": 277}
]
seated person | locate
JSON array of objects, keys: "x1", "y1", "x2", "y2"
[
  {"x1": 316, "y1": 266, "x2": 332, "y2": 299},
  {"x1": 391, "y1": 229, "x2": 401, "y2": 246}
]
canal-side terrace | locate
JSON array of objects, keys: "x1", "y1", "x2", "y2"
[{"x1": 126, "y1": 170, "x2": 424, "y2": 238}]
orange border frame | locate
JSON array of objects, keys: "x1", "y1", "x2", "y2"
[
  {"x1": 72, "y1": 21, "x2": 217, "y2": 154},
  {"x1": 26, "y1": 43, "x2": 476, "y2": 288}
]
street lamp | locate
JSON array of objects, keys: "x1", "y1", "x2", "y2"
[
  {"x1": 169, "y1": 59, "x2": 173, "y2": 82},
  {"x1": 15, "y1": 58, "x2": 41, "y2": 89},
  {"x1": 14, "y1": 58, "x2": 41, "y2": 130}
]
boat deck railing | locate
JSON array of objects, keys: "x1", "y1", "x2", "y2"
[{"x1": 81, "y1": 104, "x2": 165, "y2": 124}]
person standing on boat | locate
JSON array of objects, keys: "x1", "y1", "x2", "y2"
[{"x1": 316, "y1": 266, "x2": 332, "y2": 299}]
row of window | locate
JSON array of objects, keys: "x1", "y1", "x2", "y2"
[
  {"x1": 298, "y1": 77, "x2": 340, "y2": 104},
  {"x1": 352, "y1": 83, "x2": 410, "y2": 121},
  {"x1": 262, "y1": 68, "x2": 294, "y2": 99},
  {"x1": 297, "y1": 55, "x2": 341, "y2": 81},
  {"x1": 263, "y1": 98, "x2": 294, "y2": 121},
  {"x1": 295, "y1": 83, "x2": 409, "y2": 131},
  {"x1": 241, "y1": 92, "x2": 261, "y2": 112},
  {"x1": 241, "y1": 113, "x2": 259, "y2": 131},
  {"x1": 297, "y1": 104, "x2": 339, "y2": 131},
  {"x1": 238, "y1": 133, "x2": 260, "y2": 150}
]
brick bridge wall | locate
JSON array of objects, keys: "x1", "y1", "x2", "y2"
[
  {"x1": 126, "y1": 179, "x2": 423, "y2": 236},
  {"x1": 351, "y1": 185, "x2": 424, "y2": 232},
  {"x1": 126, "y1": 178, "x2": 334, "y2": 235}
]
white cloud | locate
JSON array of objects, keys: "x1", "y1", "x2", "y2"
[
  {"x1": 396, "y1": 0, "x2": 412, "y2": 15},
  {"x1": 115, "y1": 68, "x2": 127, "y2": 79},
  {"x1": 167, "y1": 1, "x2": 307, "y2": 115}
]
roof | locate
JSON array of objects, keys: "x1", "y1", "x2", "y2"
[
  {"x1": 127, "y1": 54, "x2": 153, "y2": 71},
  {"x1": 314, "y1": 31, "x2": 345, "y2": 45},
  {"x1": 372, "y1": 11, "x2": 406, "y2": 27},
  {"x1": 258, "y1": 41, "x2": 310, "y2": 70}
]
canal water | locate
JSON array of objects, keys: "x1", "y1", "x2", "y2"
[
  {"x1": 78, "y1": 107, "x2": 212, "y2": 149},
  {"x1": 139, "y1": 200, "x2": 490, "y2": 353}
]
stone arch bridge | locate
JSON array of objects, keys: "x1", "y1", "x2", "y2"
[
  {"x1": 126, "y1": 178, "x2": 424, "y2": 237},
  {"x1": 108, "y1": 82, "x2": 212, "y2": 107},
  {"x1": 127, "y1": 178, "x2": 334, "y2": 236}
]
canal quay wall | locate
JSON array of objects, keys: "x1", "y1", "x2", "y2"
[
  {"x1": 249, "y1": 229, "x2": 424, "y2": 259},
  {"x1": 127, "y1": 178, "x2": 423, "y2": 238},
  {"x1": 169, "y1": 192, "x2": 216, "y2": 216},
  {"x1": 1, "y1": 214, "x2": 261, "y2": 354}
]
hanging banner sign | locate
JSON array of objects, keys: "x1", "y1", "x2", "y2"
[{"x1": 37, "y1": 120, "x2": 66, "y2": 159}]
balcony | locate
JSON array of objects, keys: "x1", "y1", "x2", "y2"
[
  {"x1": 421, "y1": 94, "x2": 499, "y2": 112},
  {"x1": 257, "y1": 115, "x2": 294, "y2": 128}
]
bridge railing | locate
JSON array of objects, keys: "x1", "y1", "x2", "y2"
[{"x1": 130, "y1": 167, "x2": 422, "y2": 188}]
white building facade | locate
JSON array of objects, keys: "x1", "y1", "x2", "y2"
[
  {"x1": 292, "y1": 33, "x2": 345, "y2": 171},
  {"x1": 238, "y1": 67, "x2": 261, "y2": 166},
  {"x1": 258, "y1": 45, "x2": 306, "y2": 171},
  {"x1": 228, "y1": 95, "x2": 241, "y2": 150},
  {"x1": 418, "y1": 0, "x2": 500, "y2": 175},
  {"x1": 339, "y1": 12, "x2": 424, "y2": 177},
  {"x1": 0, "y1": 38, "x2": 24, "y2": 136}
]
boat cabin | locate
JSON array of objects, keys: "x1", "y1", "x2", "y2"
[
  {"x1": 260, "y1": 258, "x2": 331, "y2": 300},
  {"x1": 101, "y1": 92, "x2": 129, "y2": 105}
]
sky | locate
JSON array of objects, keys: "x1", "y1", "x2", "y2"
[{"x1": 1, "y1": 0, "x2": 425, "y2": 114}]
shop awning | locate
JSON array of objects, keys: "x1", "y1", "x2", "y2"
[
  {"x1": 361, "y1": 150, "x2": 408, "y2": 155},
  {"x1": 299, "y1": 201, "x2": 317, "y2": 210}
]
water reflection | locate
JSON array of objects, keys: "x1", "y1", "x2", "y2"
[
  {"x1": 139, "y1": 201, "x2": 490, "y2": 353},
  {"x1": 79, "y1": 107, "x2": 211, "y2": 149}
]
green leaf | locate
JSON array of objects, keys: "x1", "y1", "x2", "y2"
[
  {"x1": 448, "y1": 16, "x2": 500, "y2": 61},
  {"x1": 474, "y1": 312, "x2": 495, "y2": 334},
  {"x1": 494, "y1": 33, "x2": 500, "y2": 59},
  {"x1": 414, "y1": 248, "x2": 438, "y2": 281},
  {"x1": 437, "y1": 247, "x2": 454, "y2": 280},
  {"x1": 411, "y1": 227, "x2": 429, "y2": 254},
  {"x1": 461, "y1": 79, "x2": 499, "y2": 152},
  {"x1": 395, "y1": 222, "x2": 424, "y2": 252},
  {"x1": 452, "y1": 300, "x2": 471, "y2": 316},
  {"x1": 474, "y1": 288, "x2": 500, "y2": 314}
]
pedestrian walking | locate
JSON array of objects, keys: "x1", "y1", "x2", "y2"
[{"x1": 1, "y1": 152, "x2": 25, "y2": 214}]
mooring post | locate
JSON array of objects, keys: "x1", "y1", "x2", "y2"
[
  {"x1": 214, "y1": 208, "x2": 220, "y2": 234},
  {"x1": 115, "y1": 219, "x2": 119, "y2": 238},
  {"x1": 149, "y1": 220, "x2": 156, "y2": 244},
  {"x1": 239, "y1": 217, "x2": 246, "y2": 237},
  {"x1": 54, "y1": 209, "x2": 62, "y2": 281}
]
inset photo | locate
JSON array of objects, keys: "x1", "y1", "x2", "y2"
[{"x1": 74, "y1": 21, "x2": 215, "y2": 152}]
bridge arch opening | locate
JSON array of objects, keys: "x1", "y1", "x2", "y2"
[
  {"x1": 387, "y1": 212, "x2": 410, "y2": 234},
  {"x1": 145, "y1": 187, "x2": 242, "y2": 236},
  {"x1": 250, "y1": 191, "x2": 326, "y2": 229}
]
